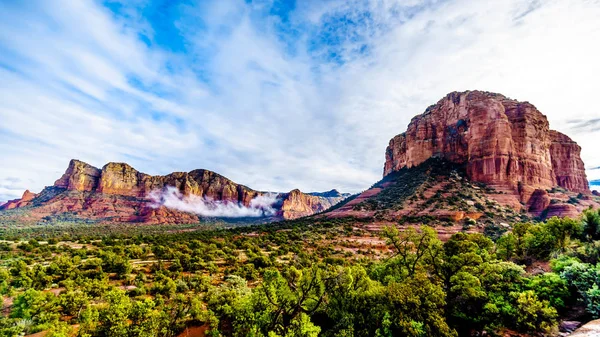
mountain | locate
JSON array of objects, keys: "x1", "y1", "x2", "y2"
[
  {"x1": 327, "y1": 91, "x2": 600, "y2": 225},
  {"x1": 1, "y1": 190, "x2": 37, "y2": 210},
  {"x1": 308, "y1": 189, "x2": 351, "y2": 198},
  {"x1": 0, "y1": 160, "x2": 347, "y2": 224}
]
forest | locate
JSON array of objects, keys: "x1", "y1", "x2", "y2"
[{"x1": 2, "y1": 209, "x2": 600, "y2": 336}]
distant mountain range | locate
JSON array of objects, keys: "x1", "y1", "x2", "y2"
[{"x1": 0, "y1": 159, "x2": 348, "y2": 224}]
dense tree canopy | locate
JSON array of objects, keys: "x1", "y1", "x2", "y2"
[{"x1": 1, "y1": 211, "x2": 600, "y2": 336}]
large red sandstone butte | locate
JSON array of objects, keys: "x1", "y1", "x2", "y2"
[
  {"x1": 0, "y1": 160, "x2": 347, "y2": 223},
  {"x1": 54, "y1": 160, "x2": 260, "y2": 205},
  {"x1": 327, "y1": 91, "x2": 598, "y2": 223},
  {"x1": 384, "y1": 91, "x2": 590, "y2": 207}
]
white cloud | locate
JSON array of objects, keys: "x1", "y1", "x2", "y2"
[
  {"x1": 0, "y1": 0, "x2": 599, "y2": 202},
  {"x1": 149, "y1": 187, "x2": 280, "y2": 217}
]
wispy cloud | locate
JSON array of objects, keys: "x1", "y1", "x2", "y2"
[
  {"x1": 0, "y1": 0, "x2": 599, "y2": 201},
  {"x1": 567, "y1": 118, "x2": 600, "y2": 133}
]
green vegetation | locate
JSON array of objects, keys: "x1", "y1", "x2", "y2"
[
  {"x1": 352, "y1": 159, "x2": 523, "y2": 226},
  {"x1": 1, "y1": 209, "x2": 600, "y2": 336},
  {"x1": 354, "y1": 158, "x2": 459, "y2": 211}
]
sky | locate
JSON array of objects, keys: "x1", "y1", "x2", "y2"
[{"x1": 0, "y1": 0, "x2": 600, "y2": 202}]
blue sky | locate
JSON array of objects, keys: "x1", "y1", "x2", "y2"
[{"x1": 1, "y1": 0, "x2": 600, "y2": 201}]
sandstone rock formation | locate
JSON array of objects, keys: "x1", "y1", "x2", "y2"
[
  {"x1": 54, "y1": 159, "x2": 101, "y2": 191},
  {"x1": 0, "y1": 160, "x2": 347, "y2": 223},
  {"x1": 549, "y1": 130, "x2": 589, "y2": 193},
  {"x1": 383, "y1": 91, "x2": 591, "y2": 217},
  {"x1": 1, "y1": 190, "x2": 37, "y2": 210},
  {"x1": 326, "y1": 91, "x2": 597, "y2": 224},
  {"x1": 55, "y1": 160, "x2": 260, "y2": 205},
  {"x1": 526, "y1": 189, "x2": 551, "y2": 215},
  {"x1": 278, "y1": 189, "x2": 343, "y2": 219}
]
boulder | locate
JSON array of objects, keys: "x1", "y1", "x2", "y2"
[{"x1": 570, "y1": 319, "x2": 600, "y2": 336}]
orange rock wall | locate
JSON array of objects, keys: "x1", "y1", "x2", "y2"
[{"x1": 384, "y1": 91, "x2": 590, "y2": 203}]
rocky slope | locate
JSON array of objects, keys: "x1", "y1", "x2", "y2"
[
  {"x1": 1, "y1": 190, "x2": 38, "y2": 210},
  {"x1": 0, "y1": 160, "x2": 347, "y2": 224},
  {"x1": 329, "y1": 91, "x2": 599, "y2": 226}
]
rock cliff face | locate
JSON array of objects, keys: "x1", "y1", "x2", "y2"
[
  {"x1": 326, "y1": 91, "x2": 597, "y2": 224},
  {"x1": 1, "y1": 160, "x2": 346, "y2": 223},
  {"x1": 384, "y1": 91, "x2": 590, "y2": 210},
  {"x1": 278, "y1": 189, "x2": 344, "y2": 219},
  {"x1": 549, "y1": 130, "x2": 589, "y2": 193},
  {"x1": 54, "y1": 160, "x2": 101, "y2": 192},
  {"x1": 59, "y1": 160, "x2": 262, "y2": 205}
]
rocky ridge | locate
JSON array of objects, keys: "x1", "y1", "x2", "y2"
[
  {"x1": 0, "y1": 160, "x2": 347, "y2": 224},
  {"x1": 328, "y1": 91, "x2": 599, "y2": 225},
  {"x1": 1, "y1": 190, "x2": 38, "y2": 210}
]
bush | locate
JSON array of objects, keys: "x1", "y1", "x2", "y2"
[{"x1": 513, "y1": 290, "x2": 557, "y2": 333}]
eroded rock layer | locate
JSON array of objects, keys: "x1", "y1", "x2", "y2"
[
  {"x1": 384, "y1": 91, "x2": 590, "y2": 204},
  {"x1": 278, "y1": 189, "x2": 342, "y2": 220}
]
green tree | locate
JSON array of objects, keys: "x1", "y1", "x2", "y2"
[
  {"x1": 97, "y1": 289, "x2": 132, "y2": 337},
  {"x1": 10, "y1": 289, "x2": 60, "y2": 333},
  {"x1": 129, "y1": 298, "x2": 169, "y2": 337},
  {"x1": 544, "y1": 217, "x2": 583, "y2": 252},
  {"x1": 100, "y1": 251, "x2": 132, "y2": 279},
  {"x1": 585, "y1": 284, "x2": 600, "y2": 318},
  {"x1": 379, "y1": 226, "x2": 444, "y2": 281},
  {"x1": 496, "y1": 233, "x2": 517, "y2": 261},
  {"x1": 58, "y1": 289, "x2": 89, "y2": 317},
  {"x1": 77, "y1": 305, "x2": 100, "y2": 337},
  {"x1": 512, "y1": 223, "x2": 533, "y2": 258},
  {"x1": 258, "y1": 267, "x2": 325, "y2": 336},
  {"x1": 526, "y1": 273, "x2": 569, "y2": 310},
  {"x1": 582, "y1": 209, "x2": 600, "y2": 241},
  {"x1": 386, "y1": 273, "x2": 457, "y2": 337},
  {"x1": 513, "y1": 290, "x2": 557, "y2": 333}
]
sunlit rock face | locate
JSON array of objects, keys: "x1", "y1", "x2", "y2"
[
  {"x1": 277, "y1": 189, "x2": 346, "y2": 220},
  {"x1": 1, "y1": 160, "x2": 346, "y2": 224},
  {"x1": 384, "y1": 90, "x2": 590, "y2": 205},
  {"x1": 56, "y1": 160, "x2": 259, "y2": 204},
  {"x1": 54, "y1": 159, "x2": 101, "y2": 192}
]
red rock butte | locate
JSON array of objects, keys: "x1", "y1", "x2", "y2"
[
  {"x1": 384, "y1": 91, "x2": 590, "y2": 209},
  {"x1": 0, "y1": 160, "x2": 347, "y2": 223}
]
